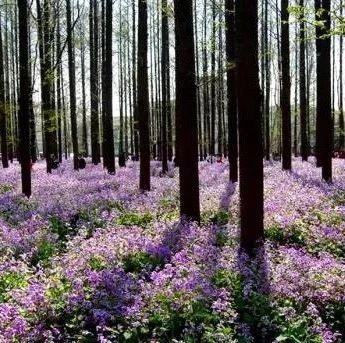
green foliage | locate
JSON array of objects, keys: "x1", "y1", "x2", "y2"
[
  {"x1": 0, "y1": 184, "x2": 13, "y2": 194},
  {"x1": 215, "y1": 229, "x2": 229, "y2": 247},
  {"x1": 276, "y1": 317, "x2": 323, "y2": 343},
  {"x1": 31, "y1": 241, "x2": 56, "y2": 266},
  {"x1": 103, "y1": 200, "x2": 126, "y2": 213},
  {"x1": 211, "y1": 210, "x2": 230, "y2": 226},
  {"x1": 123, "y1": 252, "x2": 164, "y2": 274},
  {"x1": 0, "y1": 272, "x2": 28, "y2": 302},
  {"x1": 265, "y1": 222, "x2": 306, "y2": 246},
  {"x1": 49, "y1": 216, "x2": 71, "y2": 243},
  {"x1": 212, "y1": 269, "x2": 242, "y2": 291},
  {"x1": 311, "y1": 209, "x2": 343, "y2": 227},
  {"x1": 146, "y1": 295, "x2": 220, "y2": 341},
  {"x1": 322, "y1": 301, "x2": 345, "y2": 337},
  {"x1": 88, "y1": 255, "x2": 108, "y2": 271},
  {"x1": 117, "y1": 212, "x2": 153, "y2": 227}
]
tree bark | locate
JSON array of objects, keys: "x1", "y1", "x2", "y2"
[
  {"x1": 18, "y1": 0, "x2": 32, "y2": 197},
  {"x1": 174, "y1": 0, "x2": 200, "y2": 222},
  {"x1": 236, "y1": 0, "x2": 264, "y2": 254},
  {"x1": 137, "y1": 0, "x2": 150, "y2": 190}
]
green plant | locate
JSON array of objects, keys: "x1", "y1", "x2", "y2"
[
  {"x1": 31, "y1": 241, "x2": 56, "y2": 265},
  {"x1": 0, "y1": 184, "x2": 13, "y2": 194},
  {"x1": 88, "y1": 255, "x2": 108, "y2": 271},
  {"x1": 123, "y1": 252, "x2": 164, "y2": 274},
  {"x1": 210, "y1": 210, "x2": 230, "y2": 226},
  {"x1": 117, "y1": 212, "x2": 153, "y2": 227},
  {"x1": 0, "y1": 271, "x2": 28, "y2": 302}
]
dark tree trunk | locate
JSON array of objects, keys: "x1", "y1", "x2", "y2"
[
  {"x1": 161, "y1": 0, "x2": 169, "y2": 173},
  {"x1": 39, "y1": 0, "x2": 55, "y2": 173},
  {"x1": 81, "y1": 36, "x2": 88, "y2": 156},
  {"x1": 174, "y1": 0, "x2": 200, "y2": 222},
  {"x1": 339, "y1": 0, "x2": 344, "y2": 151},
  {"x1": 56, "y1": 15, "x2": 63, "y2": 163},
  {"x1": 300, "y1": 0, "x2": 308, "y2": 161},
  {"x1": 264, "y1": 0, "x2": 271, "y2": 161},
  {"x1": 90, "y1": 0, "x2": 101, "y2": 164},
  {"x1": 132, "y1": 0, "x2": 139, "y2": 160},
  {"x1": 316, "y1": 0, "x2": 332, "y2": 181},
  {"x1": 210, "y1": 2, "x2": 216, "y2": 156},
  {"x1": 202, "y1": 0, "x2": 210, "y2": 158},
  {"x1": 137, "y1": 0, "x2": 150, "y2": 190},
  {"x1": 0, "y1": 16, "x2": 8, "y2": 169},
  {"x1": 315, "y1": 0, "x2": 322, "y2": 166},
  {"x1": 66, "y1": 0, "x2": 79, "y2": 170},
  {"x1": 18, "y1": 0, "x2": 32, "y2": 197},
  {"x1": 226, "y1": 0, "x2": 238, "y2": 182},
  {"x1": 281, "y1": 0, "x2": 292, "y2": 170},
  {"x1": 236, "y1": 0, "x2": 264, "y2": 254},
  {"x1": 103, "y1": 0, "x2": 116, "y2": 174}
]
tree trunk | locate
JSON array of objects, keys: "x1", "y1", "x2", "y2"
[
  {"x1": 0, "y1": 14, "x2": 8, "y2": 169},
  {"x1": 300, "y1": 0, "x2": 308, "y2": 161},
  {"x1": 137, "y1": 0, "x2": 150, "y2": 190},
  {"x1": 339, "y1": 0, "x2": 344, "y2": 151},
  {"x1": 226, "y1": 0, "x2": 238, "y2": 182},
  {"x1": 90, "y1": 0, "x2": 101, "y2": 164},
  {"x1": 174, "y1": 0, "x2": 200, "y2": 222},
  {"x1": 18, "y1": 0, "x2": 32, "y2": 197},
  {"x1": 66, "y1": 0, "x2": 79, "y2": 170},
  {"x1": 281, "y1": 0, "x2": 292, "y2": 170},
  {"x1": 103, "y1": 0, "x2": 116, "y2": 174},
  {"x1": 236, "y1": 0, "x2": 264, "y2": 254},
  {"x1": 161, "y1": 0, "x2": 169, "y2": 173},
  {"x1": 316, "y1": 0, "x2": 332, "y2": 181}
]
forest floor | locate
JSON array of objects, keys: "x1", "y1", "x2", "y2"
[{"x1": 0, "y1": 158, "x2": 344, "y2": 342}]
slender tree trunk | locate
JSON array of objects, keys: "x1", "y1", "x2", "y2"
[
  {"x1": 18, "y1": 0, "x2": 32, "y2": 197},
  {"x1": 103, "y1": 0, "x2": 115, "y2": 174},
  {"x1": 81, "y1": 35, "x2": 88, "y2": 156},
  {"x1": 174, "y1": 0, "x2": 200, "y2": 222},
  {"x1": 317, "y1": 0, "x2": 332, "y2": 181},
  {"x1": 0, "y1": 15, "x2": 9, "y2": 169},
  {"x1": 339, "y1": 0, "x2": 344, "y2": 151},
  {"x1": 90, "y1": 0, "x2": 101, "y2": 164},
  {"x1": 210, "y1": 2, "x2": 216, "y2": 156},
  {"x1": 226, "y1": 0, "x2": 238, "y2": 182},
  {"x1": 300, "y1": 0, "x2": 308, "y2": 161},
  {"x1": 56, "y1": 15, "x2": 63, "y2": 163},
  {"x1": 138, "y1": 0, "x2": 150, "y2": 190},
  {"x1": 132, "y1": 0, "x2": 139, "y2": 160},
  {"x1": 66, "y1": 0, "x2": 79, "y2": 170},
  {"x1": 161, "y1": 0, "x2": 169, "y2": 173},
  {"x1": 236, "y1": 0, "x2": 264, "y2": 254},
  {"x1": 281, "y1": 0, "x2": 292, "y2": 170},
  {"x1": 264, "y1": 0, "x2": 271, "y2": 161}
]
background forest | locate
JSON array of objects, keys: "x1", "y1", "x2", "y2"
[{"x1": 0, "y1": 0, "x2": 344, "y2": 342}]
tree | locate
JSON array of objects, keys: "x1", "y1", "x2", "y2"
[
  {"x1": 66, "y1": 0, "x2": 79, "y2": 170},
  {"x1": 38, "y1": 0, "x2": 56, "y2": 173},
  {"x1": 137, "y1": 0, "x2": 150, "y2": 191},
  {"x1": 161, "y1": 0, "x2": 169, "y2": 173},
  {"x1": 18, "y1": 0, "x2": 32, "y2": 197},
  {"x1": 174, "y1": 0, "x2": 200, "y2": 222},
  {"x1": 339, "y1": 0, "x2": 344, "y2": 151},
  {"x1": 299, "y1": 0, "x2": 308, "y2": 161},
  {"x1": 225, "y1": 0, "x2": 238, "y2": 182},
  {"x1": 103, "y1": 0, "x2": 116, "y2": 174},
  {"x1": 90, "y1": 0, "x2": 101, "y2": 164},
  {"x1": 315, "y1": 0, "x2": 332, "y2": 181},
  {"x1": 0, "y1": 13, "x2": 9, "y2": 169},
  {"x1": 281, "y1": 0, "x2": 292, "y2": 170},
  {"x1": 236, "y1": 0, "x2": 264, "y2": 254}
]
